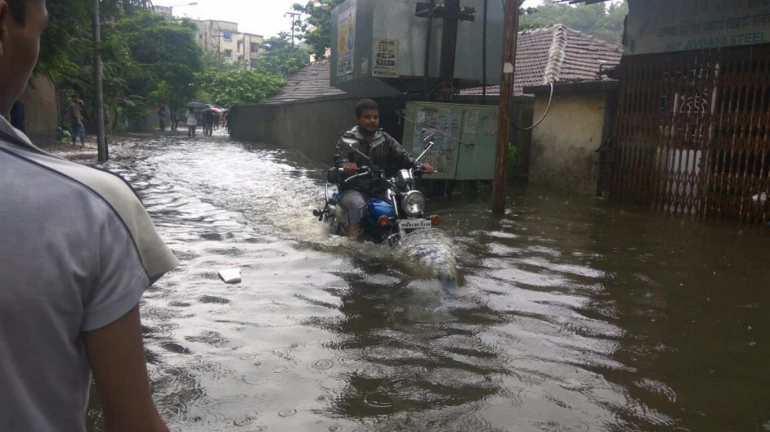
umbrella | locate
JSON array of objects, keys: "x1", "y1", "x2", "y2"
[{"x1": 186, "y1": 102, "x2": 208, "y2": 109}]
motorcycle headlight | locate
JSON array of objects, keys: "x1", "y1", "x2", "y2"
[{"x1": 402, "y1": 191, "x2": 426, "y2": 217}]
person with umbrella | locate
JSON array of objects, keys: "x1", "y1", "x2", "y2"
[
  {"x1": 203, "y1": 108, "x2": 216, "y2": 137},
  {"x1": 186, "y1": 107, "x2": 197, "y2": 137}
]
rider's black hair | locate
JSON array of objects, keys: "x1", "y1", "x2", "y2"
[
  {"x1": 6, "y1": 0, "x2": 29, "y2": 26},
  {"x1": 355, "y1": 99, "x2": 379, "y2": 118}
]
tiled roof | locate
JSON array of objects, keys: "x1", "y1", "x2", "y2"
[
  {"x1": 460, "y1": 24, "x2": 622, "y2": 96},
  {"x1": 267, "y1": 61, "x2": 347, "y2": 104}
]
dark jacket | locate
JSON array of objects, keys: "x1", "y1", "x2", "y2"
[{"x1": 334, "y1": 126, "x2": 417, "y2": 195}]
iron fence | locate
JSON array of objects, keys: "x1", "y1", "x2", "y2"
[{"x1": 612, "y1": 45, "x2": 770, "y2": 223}]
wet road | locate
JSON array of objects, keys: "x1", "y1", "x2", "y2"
[{"x1": 86, "y1": 132, "x2": 769, "y2": 432}]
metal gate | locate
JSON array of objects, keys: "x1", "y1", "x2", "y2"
[{"x1": 612, "y1": 45, "x2": 770, "y2": 222}]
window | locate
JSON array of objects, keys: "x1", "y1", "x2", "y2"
[
  {"x1": 250, "y1": 42, "x2": 260, "y2": 53},
  {"x1": 223, "y1": 30, "x2": 232, "y2": 41},
  {"x1": 224, "y1": 49, "x2": 232, "y2": 58},
  {"x1": 237, "y1": 41, "x2": 243, "y2": 51}
]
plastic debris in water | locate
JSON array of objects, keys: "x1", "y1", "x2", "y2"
[{"x1": 218, "y1": 268, "x2": 242, "y2": 284}]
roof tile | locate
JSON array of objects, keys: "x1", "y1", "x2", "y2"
[
  {"x1": 460, "y1": 24, "x2": 622, "y2": 96},
  {"x1": 267, "y1": 61, "x2": 347, "y2": 104}
]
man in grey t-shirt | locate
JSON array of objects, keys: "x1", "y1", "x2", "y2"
[{"x1": 0, "y1": 1, "x2": 177, "y2": 431}]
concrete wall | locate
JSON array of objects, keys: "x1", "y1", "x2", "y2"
[
  {"x1": 530, "y1": 92, "x2": 607, "y2": 195},
  {"x1": 18, "y1": 75, "x2": 59, "y2": 147},
  {"x1": 229, "y1": 96, "x2": 360, "y2": 165}
]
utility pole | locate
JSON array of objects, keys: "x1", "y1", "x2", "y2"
[
  {"x1": 92, "y1": 0, "x2": 107, "y2": 162},
  {"x1": 285, "y1": 11, "x2": 301, "y2": 48},
  {"x1": 492, "y1": 0, "x2": 520, "y2": 215}
]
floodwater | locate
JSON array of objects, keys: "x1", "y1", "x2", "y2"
[{"x1": 85, "y1": 131, "x2": 769, "y2": 432}]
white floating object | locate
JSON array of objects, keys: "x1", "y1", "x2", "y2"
[
  {"x1": 218, "y1": 268, "x2": 242, "y2": 285},
  {"x1": 752, "y1": 193, "x2": 767, "y2": 204}
]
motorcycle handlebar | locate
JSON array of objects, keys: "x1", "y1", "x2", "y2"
[{"x1": 342, "y1": 165, "x2": 371, "y2": 183}]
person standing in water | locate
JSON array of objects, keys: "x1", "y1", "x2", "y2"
[{"x1": 186, "y1": 108, "x2": 198, "y2": 137}]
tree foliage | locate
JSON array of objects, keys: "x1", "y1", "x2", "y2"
[
  {"x1": 292, "y1": 0, "x2": 345, "y2": 60},
  {"x1": 195, "y1": 70, "x2": 286, "y2": 108},
  {"x1": 252, "y1": 33, "x2": 310, "y2": 77},
  {"x1": 108, "y1": 13, "x2": 203, "y2": 110},
  {"x1": 38, "y1": 2, "x2": 203, "y2": 128},
  {"x1": 520, "y1": 0, "x2": 628, "y2": 45}
]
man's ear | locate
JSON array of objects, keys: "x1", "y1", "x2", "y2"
[{"x1": 0, "y1": 1, "x2": 8, "y2": 58}]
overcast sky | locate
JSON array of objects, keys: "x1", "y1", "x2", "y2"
[{"x1": 156, "y1": 0, "x2": 544, "y2": 38}]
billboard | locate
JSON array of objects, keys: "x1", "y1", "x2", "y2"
[{"x1": 626, "y1": 0, "x2": 770, "y2": 55}]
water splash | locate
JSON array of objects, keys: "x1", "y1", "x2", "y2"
[{"x1": 391, "y1": 228, "x2": 459, "y2": 283}]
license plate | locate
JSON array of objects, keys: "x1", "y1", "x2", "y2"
[{"x1": 399, "y1": 219, "x2": 432, "y2": 230}]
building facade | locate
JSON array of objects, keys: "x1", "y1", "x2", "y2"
[
  {"x1": 152, "y1": 6, "x2": 173, "y2": 17},
  {"x1": 194, "y1": 20, "x2": 265, "y2": 70}
]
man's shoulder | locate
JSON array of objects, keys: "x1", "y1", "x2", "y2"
[
  {"x1": 3, "y1": 146, "x2": 178, "y2": 278},
  {"x1": 3, "y1": 146, "x2": 142, "y2": 217}
]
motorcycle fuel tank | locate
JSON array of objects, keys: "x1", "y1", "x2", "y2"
[{"x1": 367, "y1": 199, "x2": 396, "y2": 219}]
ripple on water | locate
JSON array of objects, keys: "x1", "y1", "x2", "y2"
[
  {"x1": 185, "y1": 331, "x2": 228, "y2": 348},
  {"x1": 278, "y1": 408, "x2": 298, "y2": 418},
  {"x1": 231, "y1": 414, "x2": 260, "y2": 428},
  {"x1": 339, "y1": 356, "x2": 364, "y2": 367},
  {"x1": 363, "y1": 391, "x2": 393, "y2": 409},
  {"x1": 533, "y1": 421, "x2": 590, "y2": 432},
  {"x1": 311, "y1": 359, "x2": 335, "y2": 370},
  {"x1": 319, "y1": 377, "x2": 350, "y2": 392},
  {"x1": 199, "y1": 295, "x2": 231, "y2": 304}
]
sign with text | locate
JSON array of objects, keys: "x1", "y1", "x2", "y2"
[
  {"x1": 337, "y1": 5, "x2": 356, "y2": 77},
  {"x1": 626, "y1": 0, "x2": 770, "y2": 55},
  {"x1": 373, "y1": 39, "x2": 400, "y2": 78}
]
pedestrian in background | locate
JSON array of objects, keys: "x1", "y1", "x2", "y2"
[
  {"x1": 203, "y1": 109, "x2": 215, "y2": 136},
  {"x1": 187, "y1": 107, "x2": 197, "y2": 137},
  {"x1": 158, "y1": 105, "x2": 167, "y2": 131},
  {"x1": 67, "y1": 93, "x2": 85, "y2": 146},
  {"x1": 170, "y1": 108, "x2": 178, "y2": 132}
]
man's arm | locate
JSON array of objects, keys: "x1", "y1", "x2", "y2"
[
  {"x1": 334, "y1": 134, "x2": 353, "y2": 169},
  {"x1": 85, "y1": 306, "x2": 169, "y2": 432}
]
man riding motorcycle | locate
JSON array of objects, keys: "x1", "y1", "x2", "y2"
[{"x1": 335, "y1": 99, "x2": 435, "y2": 239}]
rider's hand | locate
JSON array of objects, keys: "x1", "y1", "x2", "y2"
[
  {"x1": 343, "y1": 163, "x2": 358, "y2": 176},
  {"x1": 421, "y1": 163, "x2": 436, "y2": 174}
]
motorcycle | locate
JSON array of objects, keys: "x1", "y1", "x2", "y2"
[{"x1": 313, "y1": 133, "x2": 441, "y2": 246}]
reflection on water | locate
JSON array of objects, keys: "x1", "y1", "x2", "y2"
[{"x1": 84, "y1": 132, "x2": 770, "y2": 432}]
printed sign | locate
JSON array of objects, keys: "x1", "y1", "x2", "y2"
[
  {"x1": 464, "y1": 110, "x2": 480, "y2": 135},
  {"x1": 337, "y1": 6, "x2": 356, "y2": 77},
  {"x1": 373, "y1": 39, "x2": 400, "y2": 78},
  {"x1": 626, "y1": 0, "x2": 770, "y2": 55}
]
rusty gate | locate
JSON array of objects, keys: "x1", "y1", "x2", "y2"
[{"x1": 611, "y1": 45, "x2": 770, "y2": 223}]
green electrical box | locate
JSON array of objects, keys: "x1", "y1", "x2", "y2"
[{"x1": 403, "y1": 102, "x2": 500, "y2": 181}]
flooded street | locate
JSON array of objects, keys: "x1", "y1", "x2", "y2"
[{"x1": 86, "y1": 132, "x2": 769, "y2": 432}]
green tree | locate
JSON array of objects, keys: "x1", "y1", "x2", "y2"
[
  {"x1": 520, "y1": 0, "x2": 627, "y2": 45},
  {"x1": 195, "y1": 70, "x2": 286, "y2": 108},
  {"x1": 108, "y1": 13, "x2": 203, "y2": 110},
  {"x1": 253, "y1": 33, "x2": 310, "y2": 77},
  {"x1": 292, "y1": 0, "x2": 345, "y2": 60},
  {"x1": 38, "y1": 0, "x2": 152, "y2": 81}
]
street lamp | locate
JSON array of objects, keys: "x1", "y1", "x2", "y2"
[{"x1": 166, "y1": 1, "x2": 198, "y2": 16}]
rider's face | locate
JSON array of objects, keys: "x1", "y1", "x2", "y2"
[{"x1": 357, "y1": 109, "x2": 379, "y2": 134}]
